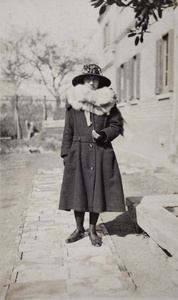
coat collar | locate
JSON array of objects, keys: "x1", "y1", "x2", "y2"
[{"x1": 67, "y1": 84, "x2": 117, "y2": 116}]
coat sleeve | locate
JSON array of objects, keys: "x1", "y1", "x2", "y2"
[
  {"x1": 101, "y1": 105, "x2": 124, "y2": 142},
  {"x1": 61, "y1": 106, "x2": 74, "y2": 158}
]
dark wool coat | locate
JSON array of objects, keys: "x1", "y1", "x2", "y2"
[{"x1": 59, "y1": 94, "x2": 125, "y2": 213}]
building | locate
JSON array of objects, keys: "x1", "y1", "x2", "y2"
[{"x1": 97, "y1": 5, "x2": 178, "y2": 168}]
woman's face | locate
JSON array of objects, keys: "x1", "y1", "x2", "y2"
[{"x1": 84, "y1": 76, "x2": 99, "y2": 90}]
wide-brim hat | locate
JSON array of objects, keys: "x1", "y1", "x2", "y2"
[{"x1": 72, "y1": 64, "x2": 111, "y2": 88}]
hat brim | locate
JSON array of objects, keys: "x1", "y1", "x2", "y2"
[{"x1": 72, "y1": 74, "x2": 111, "y2": 88}]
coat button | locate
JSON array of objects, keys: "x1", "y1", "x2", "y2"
[
  {"x1": 89, "y1": 144, "x2": 93, "y2": 148},
  {"x1": 90, "y1": 167, "x2": 94, "y2": 171}
]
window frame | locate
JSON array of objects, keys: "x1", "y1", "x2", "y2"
[
  {"x1": 155, "y1": 29, "x2": 174, "y2": 95},
  {"x1": 117, "y1": 53, "x2": 140, "y2": 104},
  {"x1": 103, "y1": 22, "x2": 110, "y2": 49}
]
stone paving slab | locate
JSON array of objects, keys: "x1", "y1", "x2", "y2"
[
  {"x1": 13, "y1": 264, "x2": 70, "y2": 283},
  {"x1": 136, "y1": 194, "x2": 178, "y2": 260},
  {"x1": 5, "y1": 167, "x2": 135, "y2": 300},
  {"x1": 5, "y1": 281, "x2": 66, "y2": 300}
]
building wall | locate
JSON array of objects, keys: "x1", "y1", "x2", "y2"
[{"x1": 98, "y1": 6, "x2": 178, "y2": 167}]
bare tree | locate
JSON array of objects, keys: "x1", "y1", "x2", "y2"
[
  {"x1": 1, "y1": 31, "x2": 91, "y2": 138},
  {"x1": 2, "y1": 38, "x2": 32, "y2": 138},
  {"x1": 90, "y1": 0, "x2": 177, "y2": 45},
  {"x1": 20, "y1": 32, "x2": 90, "y2": 107}
]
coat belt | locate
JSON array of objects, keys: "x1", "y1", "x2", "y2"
[{"x1": 73, "y1": 136, "x2": 94, "y2": 143}]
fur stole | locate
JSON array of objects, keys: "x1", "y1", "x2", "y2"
[{"x1": 67, "y1": 85, "x2": 117, "y2": 116}]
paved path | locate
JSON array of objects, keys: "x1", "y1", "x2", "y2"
[{"x1": 5, "y1": 167, "x2": 135, "y2": 300}]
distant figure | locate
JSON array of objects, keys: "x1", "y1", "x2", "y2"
[
  {"x1": 25, "y1": 121, "x2": 38, "y2": 140},
  {"x1": 59, "y1": 64, "x2": 125, "y2": 247}
]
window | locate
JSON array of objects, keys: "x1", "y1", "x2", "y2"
[
  {"x1": 117, "y1": 63, "x2": 127, "y2": 103},
  {"x1": 155, "y1": 30, "x2": 174, "y2": 94},
  {"x1": 117, "y1": 54, "x2": 140, "y2": 103},
  {"x1": 120, "y1": 64, "x2": 125, "y2": 101},
  {"x1": 104, "y1": 23, "x2": 109, "y2": 48},
  {"x1": 129, "y1": 54, "x2": 140, "y2": 100},
  {"x1": 163, "y1": 34, "x2": 169, "y2": 88}
]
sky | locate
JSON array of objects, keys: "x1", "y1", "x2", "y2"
[{"x1": 0, "y1": 0, "x2": 100, "y2": 45}]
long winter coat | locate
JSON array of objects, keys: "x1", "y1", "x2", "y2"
[{"x1": 59, "y1": 85, "x2": 125, "y2": 213}]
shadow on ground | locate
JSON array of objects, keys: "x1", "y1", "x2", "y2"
[{"x1": 101, "y1": 211, "x2": 139, "y2": 237}]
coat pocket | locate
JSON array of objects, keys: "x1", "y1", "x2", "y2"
[{"x1": 66, "y1": 148, "x2": 77, "y2": 171}]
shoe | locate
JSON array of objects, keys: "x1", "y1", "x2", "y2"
[
  {"x1": 65, "y1": 229, "x2": 85, "y2": 243},
  {"x1": 89, "y1": 231, "x2": 102, "y2": 247}
]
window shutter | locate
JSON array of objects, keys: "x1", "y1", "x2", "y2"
[
  {"x1": 117, "y1": 67, "x2": 121, "y2": 102},
  {"x1": 155, "y1": 40, "x2": 160, "y2": 94},
  {"x1": 136, "y1": 53, "x2": 140, "y2": 99},
  {"x1": 155, "y1": 39, "x2": 163, "y2": 94},
  {"x1": 168, "y1": 29, "x2": 174, "y2": 92},
  {"x1": 124, "y1": 63, "x2": 127, "y2": 101},
  {"x1": 129, "y1": 58, "x2": 134, "y2": 100}
]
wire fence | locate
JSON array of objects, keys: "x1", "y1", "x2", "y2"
[{"x1": 0, "y1": 95, "x2": 65, "y2": 138}]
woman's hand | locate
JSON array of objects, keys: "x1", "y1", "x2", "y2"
[{"x1": 92, "y1": 130, "x2": 106, "y2": 142}]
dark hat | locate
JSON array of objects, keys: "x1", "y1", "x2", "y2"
[{"x1": 72, "y1": 64, "x2": 111, "y2": 88}]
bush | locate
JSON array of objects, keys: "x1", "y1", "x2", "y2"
[{"x1": 0, "y1": 117, "x2": 17, "y2": 137}]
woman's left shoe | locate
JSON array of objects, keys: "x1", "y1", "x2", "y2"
[
  {"x1": 65, "y1": 228, "x2": 85, "y2": 243},
  {"x1": 89, "y1": 231, "x2": 102, "y2": 247}
]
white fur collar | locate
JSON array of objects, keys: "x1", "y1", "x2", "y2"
[{"x1": 67, "y1": 84, "x2": 117, "y2": 116}]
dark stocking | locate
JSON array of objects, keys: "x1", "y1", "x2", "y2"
[
  {"x1": 89, "y1": 212, "x2": 99, "y2": 233},
  {"x1": 89, "y1": 212, "x2": 102, "y2": 247},
  {"x1": 74, "y1": 210, "x2": 85, "y2": 232}
]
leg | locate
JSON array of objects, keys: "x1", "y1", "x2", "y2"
[
  {"x1": 89, "y1": 212, "x2": 99, "y2": 234},
  {"x1": 65, "y1": 211, "x2": 85, "y2": 243},
  {"x1": 88, "y1": 212, "x2": 102, "y2": 247},
  {"x1": 74, "y1": 210, "x2": 85, "y2": 232}
]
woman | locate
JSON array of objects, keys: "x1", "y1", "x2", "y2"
[{"x1": 59, "y1": 64, "x2": 125, "y2": 247}]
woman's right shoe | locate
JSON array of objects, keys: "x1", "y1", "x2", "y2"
[
  {"x1": 65, "y1": 229, "x2": 85, "y2": 243},
  {"x1": 88, "y1": 231, "x2": 102, "y2": 247}
]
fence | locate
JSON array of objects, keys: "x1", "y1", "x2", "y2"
[{"x1": 0, "y1": 95, "x2": 65, "y2": 138}]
